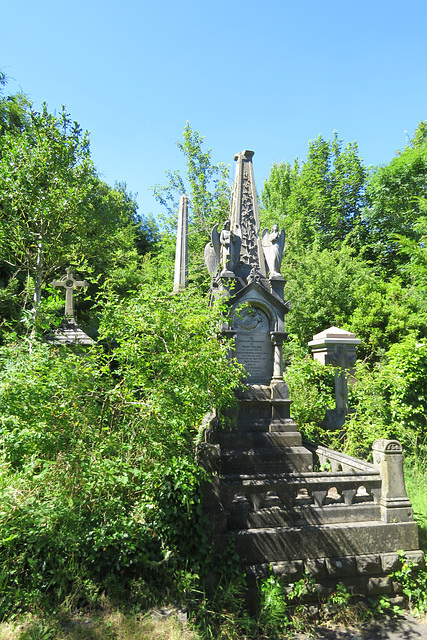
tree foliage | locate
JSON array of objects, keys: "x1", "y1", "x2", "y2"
[
  {"x1": 362, "y1": 122, "x2": 427, "y2": 275},
  {"x1": 261, "y1": 133, "x2": 367, "y2": 252},
  {"x1": 152, "y1": 123, "x2": 231, "y2": 285},
  {"x1": 0, "y1": 84, "x2": 158, "y2": 334},
  {"x1": 0, "y1": 282, "x2": 241, "y2": 614},
  {"x1": 1, "y1": 74, "x2": 427, "y2": 622}
]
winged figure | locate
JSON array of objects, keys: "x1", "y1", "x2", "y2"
[
  {"x1": 206, "y1": 221, "x2": 241, "y2": 276},
  {"x1": 261, "y1": 225, "x2": 285, "y2": 278}
]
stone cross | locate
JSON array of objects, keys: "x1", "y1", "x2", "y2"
[
  {"x1": 173, "y1": 194, "x2": 189, "y2": 292},
  {"x1": 51, "y1": 268, "x2": 88, "y2": 318}
]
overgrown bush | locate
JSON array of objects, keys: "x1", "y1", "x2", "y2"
[
  {"x1": 0, "y1": 285, "x2": 241, "y2": 617},
  {"x1": 284, "y1": 348, "x2": 335, "y2": 443}
]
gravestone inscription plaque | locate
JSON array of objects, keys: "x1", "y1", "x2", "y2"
[{"x1": 233, "y1": 306, "x2": 273, "y2": 384}]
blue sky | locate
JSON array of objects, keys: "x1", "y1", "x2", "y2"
[{"x1": 2, "y1": 0, "x2": 427, "y2": 222}]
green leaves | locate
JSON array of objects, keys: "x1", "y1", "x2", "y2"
[
  {"x1": 362, "y1": 123, "x2": 427, "y2": 275},
  {"x1": 151, "y1": 123, "x2": 230, "y2": 286},
  {"x1": 0, "y1": 280, "x2": 241, "y2": 614},
  {"x1": 261, "y1": 133, "x2": 367, "y2": 253},
  {"x1": 0, "y1": 95, "x2": 158, "y2": 335}
]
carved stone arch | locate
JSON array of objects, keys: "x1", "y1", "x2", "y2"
[{"x1": 231, "y1": 299, "x2": 275, "y2": 333}]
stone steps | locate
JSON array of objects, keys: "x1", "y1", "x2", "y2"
[
  {"x1": 220, "y1": 446, "x2": 313, "y2": 474},
  {"x1": 215, "y1": 520, "x2": 420, "y2": 564}
]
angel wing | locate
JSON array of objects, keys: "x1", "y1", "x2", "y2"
[
  {"x1": 277, "y1": 228, "x2": 285, "y2": 255},
  {"x1": 204, "y1": 242, "x2": 219, "y2": 276},
  {"x1": 211, "y1": 223, "x2": 221, "y2": 260},
  {"x1": 261, "y1": 228, "x2": 271, "y2": 247}
]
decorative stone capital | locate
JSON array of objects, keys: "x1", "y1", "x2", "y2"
[
  {"x1": 308, "y1": 326, "x2": 361, "y2": 367},
  {"x1": 372, "y1": 439, "x2": 403, "y2": 454}
]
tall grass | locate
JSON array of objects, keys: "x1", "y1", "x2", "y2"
[
  {"x1": 405, "y1": 458, "x2": 427, "y2": 551},
  {"x1": 0, "y1": 611, "x2": 200, "y2": 640}
]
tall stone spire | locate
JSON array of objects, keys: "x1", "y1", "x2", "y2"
[
  {"x1": 173, "y1": 194, "x2": 189, "y2": 292},
  {"x1": 230, "y1": 150, "x2": 266, "y2": 279}
]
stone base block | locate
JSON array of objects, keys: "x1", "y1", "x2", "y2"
[
  {"x1": 219, "y1": 521, "x2": 420, "y2": 564},
  {"x1": 241, "y1": 547, "x2": 425, "y2": 602}
]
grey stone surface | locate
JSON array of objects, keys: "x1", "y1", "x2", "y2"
[
  {"x1": 406, "y1": 549, "x2": 426, "y2": 566},
  {"x1": 222, "y1": 521, "x2": 420, "y2": 564},
  {"x1": 234, "y1": 323, "x2": 273, "y2": 384},
  {"x1": 48, "y1": 268, "x2": 92, "y2": 346},
  {"x1": 381, "y1": 553, "x2": 401, "y2": 573},
  {"x1": 366, "y1": 576, "x2": 392, "y2": 595},
  {"x1": 271, "y1": 560, "x2": 304, "y2": 580},
  {"x1": 261, "y1": 225, "x2": 285, "y2": 278},
  {"x1": 326, "y1": 556, "x2": 356, "y2": 577},
  {"x1": 308, "y1": 326, "x2": 361, "y2": 428},
  {"x1": 51, "y1": 267, "x2": 88, "y2": 318},
  {"x1": 292, "y1": 614, "x2": 427, "y2": 640},
  {"x1": 45, "y1": 317, "x2": 93, "y2": 346},
  {"x1": 173, "y1": 194, "x2": 188, "y2": 291},
  {"x1": 355, "y1": 555, "x2": 382, "y2": 575},
  {"x1": 305, "y1": 557, "x2": 327, "y2": 578},
  {"x1": 373, "y1": 439, "x2": 414, "y2": 523}
]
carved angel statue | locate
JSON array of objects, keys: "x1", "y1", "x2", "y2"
[
  {"x1": 261, "y1": 225, "x2": 285, "y2": 278},
  {"x1": 204, "y1": 220, "x2": 241, "y2": 276}
]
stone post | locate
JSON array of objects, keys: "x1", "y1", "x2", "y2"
[
  {"x1": 271, "y1": 333, "x2": 284, "y2": 381},
  {"x1": 173, "y1": 194, "x2": 189, "y2": 292},
  {"x1": 308, "y1": 326, "x2": 361, "y2": 429},
  {"x1": 372, "y1": 439, "x2": 414, "y2": 523}
]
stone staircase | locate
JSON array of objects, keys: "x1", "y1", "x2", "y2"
[{"x1": 198, "y1": 385, "x2": 423, "y2": 599}]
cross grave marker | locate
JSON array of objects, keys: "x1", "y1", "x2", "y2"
[{"x1": 51, "y1": 267, "x2": 88, "y2": 318}]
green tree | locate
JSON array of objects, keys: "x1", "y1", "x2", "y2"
[
  {"x1": 282, "y1": 244, "x2": 371, "y2": 347},
  {"x1": 0, "y1": 283, "x2": 241, "y2": 615},
  {"x1": 0, "y1": 99, "x2": 158, "y2": 333},
  {"x1": 261, "y1": 133, "x2": 367, "y2": 252},
  {"x1": 152, "y1": 123, "x2": 231, "y2": 284},
  {"x1": 153, "y1": 123, "x2": 230, "y2": 234},
  {"x1": 0, "y1": 71, "x2": 29, "y2": 136},
  {"x1": 362, "y1": 121, "x2": 427, "y2": 275}
]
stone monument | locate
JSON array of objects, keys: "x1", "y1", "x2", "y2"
[
  {"x1": 46, "y1": 267, "x2": 93, "y2": 346},
  {"x1": 308, "y1": 327, "x2": 362, "y2": 428},
  {"x1": 198, "y1": 150, "x2": 422, "y2": 601},
  {"x1": 173, "y1": 194, "x2": 189, "y2": 292}
]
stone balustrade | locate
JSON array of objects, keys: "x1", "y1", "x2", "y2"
[
  {"x1": 212, "y1": 439, "x2": 414, "y2": 529},
  {"x1": 222, "y1": 470, "x2": 381, "y2": 513},
  {"x1": 303, "y1": 440, "x2": 376, "y2": 473}
]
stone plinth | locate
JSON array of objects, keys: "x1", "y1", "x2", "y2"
[{"x1": 308, "y1": 326, "x2": 362, "y2": 428}]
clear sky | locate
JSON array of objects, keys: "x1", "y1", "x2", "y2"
[{"x1": 2, "y1": 0, "x2": 427, "y2": 222}]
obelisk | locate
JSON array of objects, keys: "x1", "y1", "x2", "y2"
[{"x1": 173, "y1": 194, "x2": 189, "y2": 292}]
